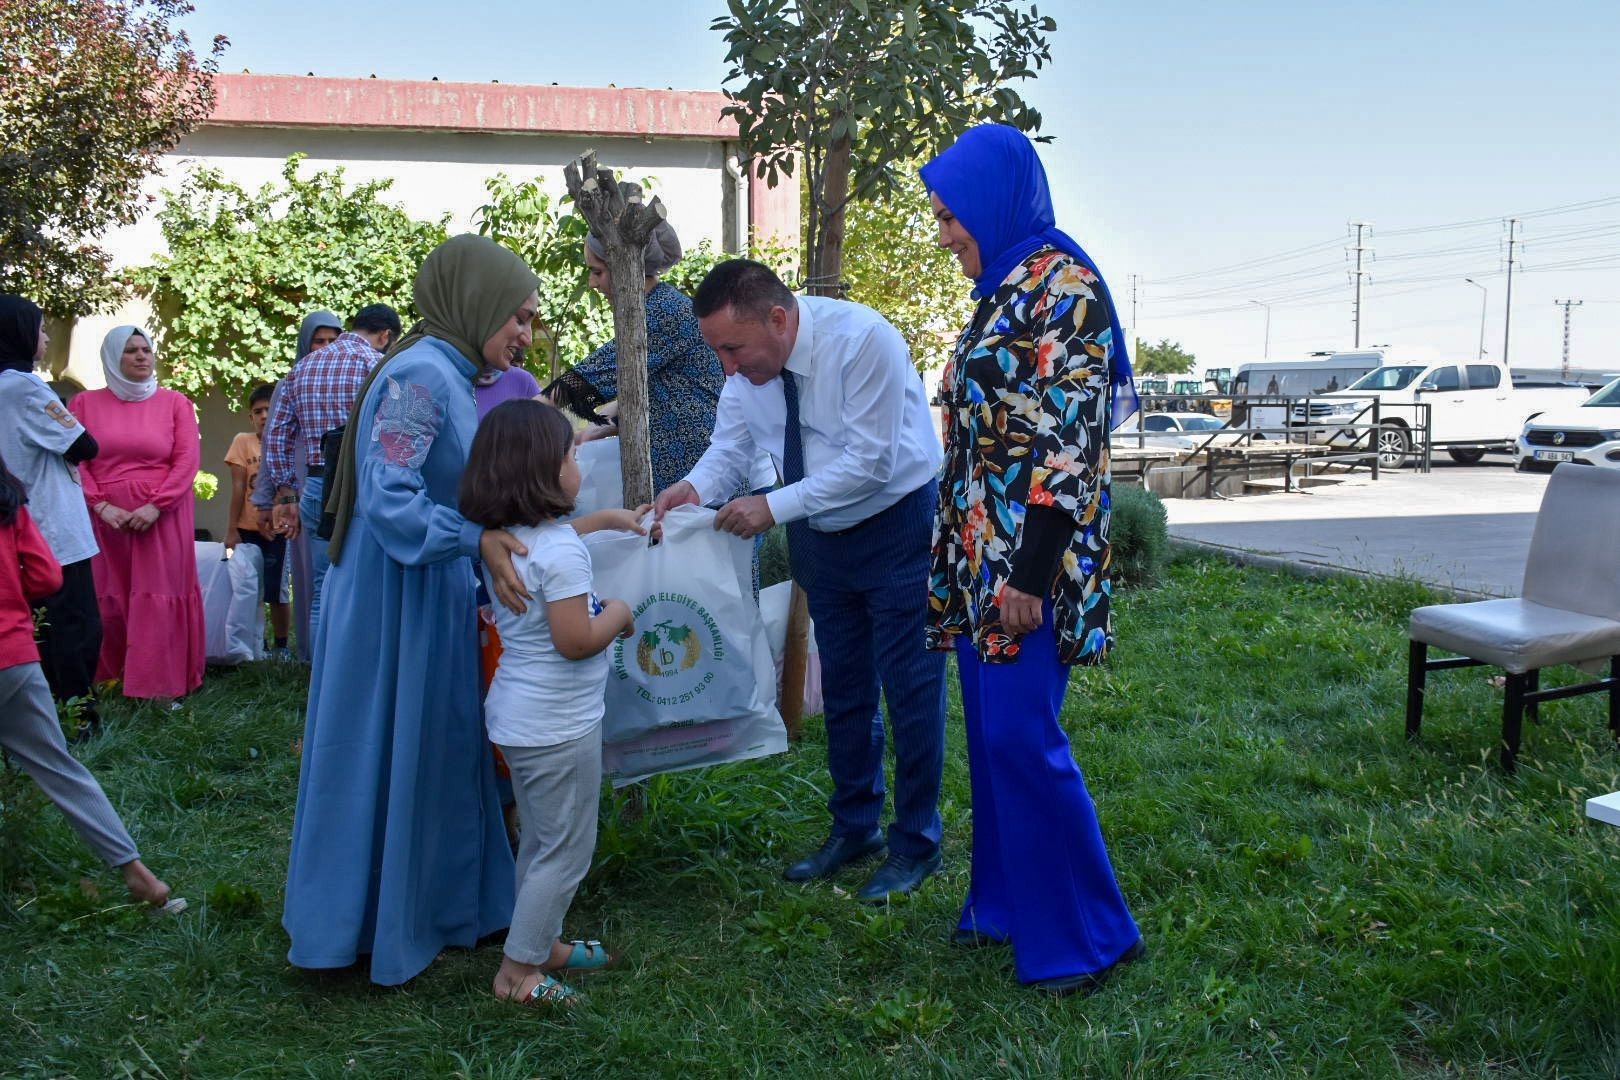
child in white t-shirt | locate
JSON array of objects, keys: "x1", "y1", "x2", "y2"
[{"x1": 461, "y1": 399, "x2": 643, "y2": 1009}]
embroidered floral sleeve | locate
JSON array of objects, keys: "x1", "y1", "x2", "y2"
[
  {"x1": 372, "y1": 377, "x2": 440, "y2": 470},
  {"x1": 356, "y1": 368, "x2": 481, "y2": 566}
]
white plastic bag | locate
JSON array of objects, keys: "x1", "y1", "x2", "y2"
[
  {"x1": 586, "y1": 506, "x2": 787, "y2": 785},
  {"x1": 758, "y1": 580, "x2": 824, "y2": 717},
  {"x1": 194, "y1": 541, "x2": 265, "y2": 665},
  {"x1": 569, "y1": 435, "x2": 625, "y2": 519}
]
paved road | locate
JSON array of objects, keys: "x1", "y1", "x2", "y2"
[{"x1": 1165, "y1": 457, "x2": 1551, "y2": 597}]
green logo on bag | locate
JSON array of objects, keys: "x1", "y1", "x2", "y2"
[
  {"x1": 613, "y1": 592, "x2": 726, "y2": 706},
  {"x1": 635, "y1": 620, "x2": 699, "y2": 677}
]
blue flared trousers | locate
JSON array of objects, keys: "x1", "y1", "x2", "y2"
[{"x1": 954, "y1": 619, "x2": 1140, "y2": 984}]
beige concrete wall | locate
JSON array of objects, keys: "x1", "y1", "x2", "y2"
[{"x1": 53, "y1": 124, "x2": 766, "y2": 539}]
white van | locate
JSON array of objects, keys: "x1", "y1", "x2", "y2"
[
  {"x1": 1291, "y1": 359, "x2": 1588, "y2": 468},
  {"x1": 1230, "y1": 350, "x2": 1401, "y2": 432}
]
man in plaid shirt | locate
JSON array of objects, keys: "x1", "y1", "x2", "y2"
[{"x1": 264, "y1": 304, "x2": 401, "y2": 642}]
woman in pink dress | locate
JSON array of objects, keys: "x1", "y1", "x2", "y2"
[{"x1": 70, "y1": 326, "x2": 205, "y2": 700}]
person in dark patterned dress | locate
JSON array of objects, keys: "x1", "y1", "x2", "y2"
[
  {"x1": 542, "y1": 221, "x2": 726, "y2": 497},
  {"x1": 919, "y1": 123, "x2": 1145, "y2": 996}
]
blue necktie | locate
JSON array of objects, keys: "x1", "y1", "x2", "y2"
[
  {"x1": 782, "y1": 371, "x2": 805, "y2": 485},
  {"x1": 781, "y1": 372, "x2": 812, "y2": 589}
]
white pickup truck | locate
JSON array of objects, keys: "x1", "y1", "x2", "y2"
[{"x1": 1287, "y1": 360, "x2": 1588, "y2": 468}]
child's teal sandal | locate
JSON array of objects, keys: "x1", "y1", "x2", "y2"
[
  {"x1": 523, "y1": 973, "x2": 579, "y2": 1008},
  {"x1": 560, "y1": 939, "x2": 616, "y2": 972}
]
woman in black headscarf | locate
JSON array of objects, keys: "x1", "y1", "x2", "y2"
[{"x1": 0, "y1": 295, "x2": 104, "y2": 731}]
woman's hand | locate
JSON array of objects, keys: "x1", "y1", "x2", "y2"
[
  {"x1": 96, "y1": 502, "x2": 131, "y2": 530},
  {"x1": 480, "y1": 528, "x2": 531, "y2": 615},
  {"x1": 127, "y1": 504, "x2": 160, "y2": 532},
  {"x1": 999, "y1": 585, "x2": 1044, "y2": 635},
  {"x1": 574, "y1": 422, "x2": 617, "y2": 446}
]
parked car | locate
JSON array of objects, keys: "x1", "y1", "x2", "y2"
[
  {"x1": 1116, "y1": 412, "x2": 1252, "y2": 451},
  {"x1": 1287, "y1": 358, "x2": 1589, "y2": 469},
  {"x1": 1516, "y1": 377, "x2": 1620, "y2": 472}
]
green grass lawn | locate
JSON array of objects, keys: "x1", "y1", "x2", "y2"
[{"x1": 3, "y1": 554, "x2": 1619, "y2": 1079}]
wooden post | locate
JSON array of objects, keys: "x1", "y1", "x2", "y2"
[{"x1": 563, "y1": 152, "x2": 663, "y2": 508}]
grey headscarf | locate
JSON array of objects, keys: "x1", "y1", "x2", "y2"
[
  {"x1": 586, "y1": 219, "x2": 683, "y2": 279},
  {"x1": 297, "y1": 310, "x2": 344, "y2": 360}
]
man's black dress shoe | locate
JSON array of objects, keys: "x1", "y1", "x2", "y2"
[
  {"x1": 783, "y1": 831, "x2": 885, "y2": 882},
  {"x1": 1035, "y1": 937, "x2": 1146, "y2": 997},
  {"x1": 854, "y1": 850, "x2": 942, "y2": 902},
  {"x1": 950, "y1": 927, "x2": 1004, "y2": 949}
]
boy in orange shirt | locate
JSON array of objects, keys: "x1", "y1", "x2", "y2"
[{"x1": 224, "y1": 384, "x2": 291, "y2": 659}]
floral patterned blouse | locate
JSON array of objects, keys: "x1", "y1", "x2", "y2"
[
  {"x1": 545, "y1": 282, "x2": 726, "y2": 497},
  {"x1": 927, "y1": 247, "x2": 1116, "y2": 666}
]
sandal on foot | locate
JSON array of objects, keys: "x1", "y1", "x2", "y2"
[
  {"x1": 559, "y1": 939, "x2": 616, "y2": 971},
  {"x1": 521, "y1": 973, "x2": 579, "y2": 1008}
]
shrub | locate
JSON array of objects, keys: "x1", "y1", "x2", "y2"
[
  {"x1": 1111, "y1": 483, "x2": 1169, "y2": 587},
  {"x1": 759, "y1": 525, "x2": 791, "y2": 590}
]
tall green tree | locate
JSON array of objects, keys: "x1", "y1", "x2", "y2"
[
  {"x1": 0, "y1": 0, "x2": 225, "y2": 316},
  {"x1": 842, "y1": 168, "x2": 976, "y2": 371},
  {"x1": 131, "y1": 156, "x2": 448, "y2": 397},
  {"x1": 712, "y1": 1, "x2": 1055, "y2": 299},
  {"x1": 1134, "y1": 337, "x2": 1197, "y2": 376}
]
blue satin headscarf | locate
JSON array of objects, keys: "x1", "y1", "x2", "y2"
[{"x1": 919, "y1": 123, "x2": 1139, "y2": 429}]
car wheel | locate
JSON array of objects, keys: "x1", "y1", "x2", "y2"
[
  {"x1": 1377, "y1": 423, "x2": 1410, "y2": 469},
  {"x1": 1446, "y1": 447, "x2": 1486, "y2": 465}
]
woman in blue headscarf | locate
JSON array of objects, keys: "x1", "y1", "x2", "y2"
[{"x1": 919, "y1": 124, "x2": 1143, "y2": 995}]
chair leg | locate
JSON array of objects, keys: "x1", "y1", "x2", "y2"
[
  {"x1": 1405, "y1": 640, "x2": 1428, "y2": 740},
  {"x1": 1501, "y1": 672, "x2": 1527, "y2": 775},
  {"x1": 1526, "y1": 668, "x2": 1540, "y2": 724},
  {"x1": 1610, "y1": 657, "x2": 1620, "y2": 741}
]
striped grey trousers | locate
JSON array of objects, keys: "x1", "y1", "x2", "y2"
[{"x1": 0, "y1": 662, "x2": 139, "y2": 866}]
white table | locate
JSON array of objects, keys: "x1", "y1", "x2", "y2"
[{"x1": 1586, "y1": 791, "x2": 1620, "y2": 828}]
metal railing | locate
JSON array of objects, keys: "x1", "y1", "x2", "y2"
[{"x1": 1116, "y1": 394, "x2": 1434, "y2": 497}]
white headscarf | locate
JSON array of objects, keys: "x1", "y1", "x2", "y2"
[{"x1": 99, "y1": 325, "x2": 158, "y2": 402}]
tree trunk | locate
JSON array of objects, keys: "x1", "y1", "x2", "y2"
[
  {"x1": 778, "y1": 129, "x2": 854, "y2": 740},
  {"x1": 563, "y1": 152, "x2": 665, "y2": 508}
]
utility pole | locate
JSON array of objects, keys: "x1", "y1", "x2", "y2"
[
  {"x1": 1129, "y1": 273, "x2": 1139, "y2": 362},
  {"x1": 1348, "y1": 222, "x2": 1372, "y2": 347},
  {"x1": 1554, "y1": 298, "x2": 1583, "y2": 380},
  {"x1": 1502, "y1": 217, "x2": 1520, "y2": 368},
  {"x1": 1464, "y1": 278, "x2": 1487, "y2": 360}
]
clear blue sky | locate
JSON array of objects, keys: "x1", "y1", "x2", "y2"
[{"x1": 181, "y1": 0, "x2": 1620, "y2": 374}]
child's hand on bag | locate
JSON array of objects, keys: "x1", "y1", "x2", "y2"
[{"x1": 603, "y1": 598, "x2": 635, "y2": 639}]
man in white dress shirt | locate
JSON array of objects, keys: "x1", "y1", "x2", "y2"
[{"x1": 653, "y1": 259, "x2": 947, "y2": 901}]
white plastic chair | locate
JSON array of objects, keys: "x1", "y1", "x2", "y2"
[{"x1": 1405, "y1": 464, "x2": 1620, "y2": 772}]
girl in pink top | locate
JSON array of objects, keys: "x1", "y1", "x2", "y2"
[{"x1": 70, "y1": 326, "x2": 205, "y2": 700}]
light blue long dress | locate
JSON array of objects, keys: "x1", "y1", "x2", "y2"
[{"x1": 282, "y1": 336, "x2": 515, "y2": 986}]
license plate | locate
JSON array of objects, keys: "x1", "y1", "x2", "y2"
[{"x1": 1534, "y1": 450, "x2": 1575, "y2": 462}]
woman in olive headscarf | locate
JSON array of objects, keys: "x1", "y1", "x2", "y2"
[{"x1": 283, "y1": 235, "x2": 538, "y2": 987}]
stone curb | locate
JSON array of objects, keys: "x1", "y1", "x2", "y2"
[{"x1": 1168, "y1": 536, "x2": 1497, "y2": 603}]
